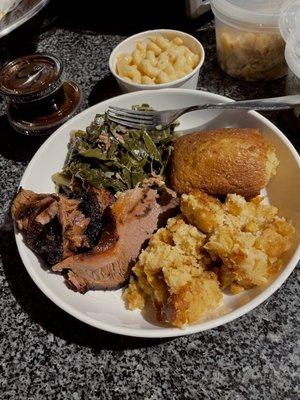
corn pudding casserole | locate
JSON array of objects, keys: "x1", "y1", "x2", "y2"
[
  {"x1": 123, "y1": 216, "x2": 222, "y2": 327},
  {"x1": 124, "y1": 191, "x2": 294, "y2": 327},
  {"x1": 182, "y1": 191, "x2": 295, "y2": 293}
]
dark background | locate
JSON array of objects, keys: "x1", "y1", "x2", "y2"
[{"x1": 0, "y1": 1, "x2": 299, "y2": 399}]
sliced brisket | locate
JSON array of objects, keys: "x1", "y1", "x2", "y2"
[
  {"x1": 11, "y1": 188, "x2": 58, "y2": 231},
  {"x1": 12, "y1": 185, "x2": 179, "y2": 292},
  {"x1": 58, "y1": 196, "x2": 90, "y2": 258},
  {"x1": 79, "y1": 187, "x2": 115, "y2": 248},
  {"x1": 11, "y1": 188, "x2": 63, "y2": 265},
  {"x1": 12, "y1": 187, "x2": 114, "y2": 266},
  {"x1": 26, "y1": 217, "x2": 63, "y2": 265},
  {"x1": 53, "y1": 186, "x2": 179, "y2": 292}
]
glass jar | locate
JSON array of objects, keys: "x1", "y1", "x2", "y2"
[
  {"x1": 210, "y1": 0, "x2": 288, "y2": 81},
  {"x1": 0, "y1": 54, "x2": 82, "y2": 135}
]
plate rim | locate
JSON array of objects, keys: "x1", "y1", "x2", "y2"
[{"x1": 15, "y1": 88, "x2": 300, "y2": 338}]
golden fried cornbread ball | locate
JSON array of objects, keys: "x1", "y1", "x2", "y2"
[{"x1": 171, "y1": 128, "x2": 279, "y2": 198}]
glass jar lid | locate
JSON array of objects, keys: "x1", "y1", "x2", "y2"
[
  {"x1": 0, "y1": 53, "x2": 63, "y2": 103},
  {"x1": 211, "y1": 0, "x2": 287, "y2": 28}
]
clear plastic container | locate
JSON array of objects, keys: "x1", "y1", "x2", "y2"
[
  {"x1": 280, "y1": 0, "x2": 300, "y2": 125},
  {"x1": 210, "y1": 0, "x2": 288, "y2": 81},
  {"x1": 285, "y1": 32, "x2": 300, "y2": 110}
]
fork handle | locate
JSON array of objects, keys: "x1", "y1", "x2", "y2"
[{"x1": 176, "y1": 95, "x2": 300, "y2": 116}]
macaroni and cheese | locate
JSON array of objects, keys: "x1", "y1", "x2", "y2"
[{"x1": 116, "y1": 35, "x2": 201, "y2": 84}]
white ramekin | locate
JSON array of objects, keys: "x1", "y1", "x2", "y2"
[{"x1": 109, "y1": 29, "x2": 205, "y2": 93}]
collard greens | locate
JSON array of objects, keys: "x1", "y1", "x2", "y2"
[{"x1": 52, "y1": 105, "x2": 178, "y2": 193}]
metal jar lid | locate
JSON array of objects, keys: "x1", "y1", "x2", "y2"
[{"x1": 0, "y1": 53, "x2": 63, "y2": 103}]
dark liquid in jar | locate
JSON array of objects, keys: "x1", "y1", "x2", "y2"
[
  {"x1": 0, "y1": 54, "x2": 82, "y2": 135},
  {"x1": 8, "y1": 81, "x2": 82, "y2": 135}
]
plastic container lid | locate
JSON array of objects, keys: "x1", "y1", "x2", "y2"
[
  {"x1": 279, "y1": 0, "x2": 300, "y2": 78},
  {"x1": 279, "y1": 0, "x2": 300, "y2": 40},
  {"x1": 211, "y1": 0, "x2": 287, "y2": 28},
  {"x1": 0, "y1": 54, "x2": 63, "y2": 103}
]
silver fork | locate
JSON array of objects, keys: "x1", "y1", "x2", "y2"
[{"x1": 107, "y1": 95, "x2": 300, "y2": 130}]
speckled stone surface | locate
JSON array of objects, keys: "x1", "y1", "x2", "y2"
[{"x1": 0, "y1": 8, "x2": 299, "y2": 400}]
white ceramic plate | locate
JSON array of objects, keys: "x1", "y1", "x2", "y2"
[{"x1": 16, "y1": 89, "x2": 300, "y2": 338}]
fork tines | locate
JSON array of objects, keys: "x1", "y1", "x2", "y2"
[{"x1": 107, "y1": 106, "x2": 156, "y2": 129}]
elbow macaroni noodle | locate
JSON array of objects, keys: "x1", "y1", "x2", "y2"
[{"x1": 116, "y1": 35, "x2": 200, "y2": 85}]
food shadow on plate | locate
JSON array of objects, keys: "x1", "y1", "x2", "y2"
[
  {"x1": 140, "y1": 302, "x2": 170, "y2": 329},
  {"x1": 175, "y1": 109, "x2": 240, "y2": 136},
  {"x1": 0, "y1": 225, "x2": 174, "y2": 350}
]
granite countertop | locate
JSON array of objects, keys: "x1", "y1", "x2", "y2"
[{"x1": 0, "y1": 5, "x2": 299, "y2": 400}]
